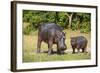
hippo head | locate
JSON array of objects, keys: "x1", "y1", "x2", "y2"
[
  {"x1": 70, "y1": 37, "x2": 77, "y2": 45},
  {"x1": 56, "y1": 31, "x2": 67, "y2": 53}
]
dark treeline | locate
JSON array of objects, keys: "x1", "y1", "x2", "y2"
[{"x1": 23, "y1": 10, "x2": 91, "y2": 34}]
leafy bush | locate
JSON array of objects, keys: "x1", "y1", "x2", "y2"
[
  {"x1": 23, "y1": 10, "x2": 91, "y2": 35},
  {"x1": 23, "y1": 24, "x2": 36, "y2": 35},
  {"x1": 71, "y1": 20, "x2": 80, "y2": 30},
  {"x1": 80, "y1": 22, "x2": 91, "y2": 33}
]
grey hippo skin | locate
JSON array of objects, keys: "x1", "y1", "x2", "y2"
[
  {"x1": 71, "y1": 36, "x2": 88, "y2": 54},
  {"x1": 37, "y1": 23, "x2": 67, "y2": 55}
]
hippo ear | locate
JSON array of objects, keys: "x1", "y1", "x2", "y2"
[
  {"x1": 64, "y1": 32, "x2": 66, "y2": 34},
  {"x1": 63, "y1": 32, "x2": 66, "y2": 36}
]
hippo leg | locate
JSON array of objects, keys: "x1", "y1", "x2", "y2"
[
  {"x1": 72, "y1": 49, "x2": 75, "y2": 54},
  {"x1": 82, "y1": 48, "x2": 87, "y2": 53},
  {"x1": 57, "y1": 49, "x2": 64, "y2": 55},
  {"x1": 82, "y1": 48, "x2": 85, "y2": 53},
  {"x1": 82, "y1": 44, "x2": 88, "y2": 53},
  {"x1": 72, "y1": 47, "x2": 75, "y2": 54},
  {"x1": 57, "y1": 49, "x2": 61, "y2": 54},
  {"x1": 37, "y1": 36, "x2": 42, "y2": 53},
  {"x1": 48, "y1": 39, "x2": 53, "y2": 55},
  {"x1": 57, "y1": 45, "x2": 63, "y2": 55}
]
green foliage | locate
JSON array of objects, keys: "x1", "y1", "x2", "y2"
[
  {"x1": 23, "y1": 52, "x2": 90, "y2": 62},
  {"x1": 80, "y1": 22, "x2": 91, "y2": 33},
  {"x1": 57, "y1": 12, "x2": 68, "y2": 28},
  {"x1": 23, "y1": 25, "x2": 33, "y2": 35},
  {"x1": 23, "y1": 10, "x2": 91, "y2": 35},
  {"x1": 71, "y1": 18, "x2": 80, "y2": 30}
]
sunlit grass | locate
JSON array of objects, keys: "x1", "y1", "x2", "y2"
[
  {"x1": 23, "y1": 53, "x2": 90, "y2": 62},
  {"x1": 23, "y1": 29, "x2": 91, "y2": 62}
]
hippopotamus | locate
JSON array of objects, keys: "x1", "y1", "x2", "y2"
[
  {"x1": 37, "y1": 23, "x2": 67, "y2": 55},
  {"x1": 70, "y1": 36, "x2": 88, "y2": 53}
]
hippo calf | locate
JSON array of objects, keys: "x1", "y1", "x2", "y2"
[
  {"x1": 37, "y1": 23, "x2": 67, "y2": 55},
  {"x1": 70, "y1": 36, "x2": 88, "y2": 53}
]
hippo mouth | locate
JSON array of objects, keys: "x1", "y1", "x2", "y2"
[
  {"x1": 60, "y1": 49, "x2": 66, "y2": 52},
  {"x1": 58, "y1": 50, "x2": 65, "y2": 54},
  {"x1": 60, "y1": 48, "x2": 66, "y2": 54},
  {"x1": 60, "y1": 47, "x2": 67, "y2": 51}
]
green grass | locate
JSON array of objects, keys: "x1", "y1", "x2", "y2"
[
  {"x1": 23, "y1": 52, "x2": 90, "y2": 62},
  {"x1": 23, "y1": 25, "x2": 91, "y2": 62}
]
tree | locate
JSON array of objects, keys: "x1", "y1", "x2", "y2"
[
  {"x1": 65, "y1": 12, "x2": 74, "y2": 29},
  {"x1": 23, "y1": 10, "x2": 91, "y2": 35}
]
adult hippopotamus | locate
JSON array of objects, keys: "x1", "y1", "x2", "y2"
[{"x1": 37, "y1": 23, "x2": 67, "y2": 55}]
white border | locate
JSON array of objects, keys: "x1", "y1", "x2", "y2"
[{"x1": 17, "y1": 3, "x2": 96, "y2": 69}]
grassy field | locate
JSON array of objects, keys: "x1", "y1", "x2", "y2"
[{"x1": 23, "y1": 30, "x2": 91, "y2": 62}]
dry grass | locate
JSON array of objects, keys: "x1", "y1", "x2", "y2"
[
  {"x1": 63, "y1": 29, "x2": 91, "y2": 52},
  {"x1": 23, "y1": 29, "x2": 91, "y2": 62}
]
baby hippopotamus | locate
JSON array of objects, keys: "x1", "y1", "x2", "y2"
[{"x1": 70, "y1": 36, "x2": 88, "y2": 53}]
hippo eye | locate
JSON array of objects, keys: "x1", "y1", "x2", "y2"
[{"x1": 56, "y1": 36, "x2": 61, "y2": 40}]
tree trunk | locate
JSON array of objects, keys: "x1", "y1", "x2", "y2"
[
  {"x1": 55, "y1": 12, "x2": 58, "y2": 24},
  {"x1": 68, "y1": 13, "x2": 73, "y2": 29},
  {"x1": 66, "y1": 13, "x2": 73, "y2": 29}
]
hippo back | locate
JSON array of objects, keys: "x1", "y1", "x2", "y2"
[
  {"x1": 39, "y1": 23, "x2": 63, "y2": 32},
  {"x1": 76, "y1": 36, "x2": 87, "y2": 44}
]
